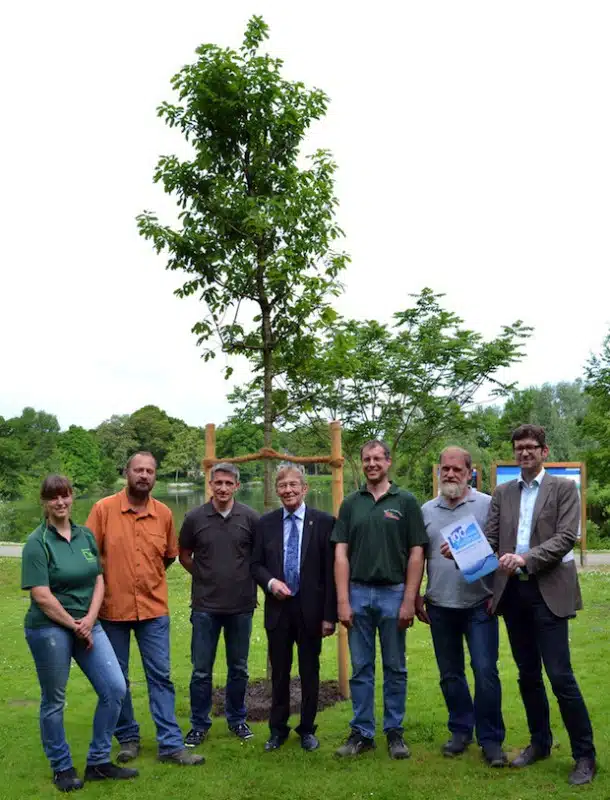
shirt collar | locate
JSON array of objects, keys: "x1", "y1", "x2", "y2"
[
  {"x1": 283, "y1": 502, "x2": 306, "y2": 520},
  {"x1": 45, "y1": 520, "x2": 78, "y2": 536},
  {"x1": 205, "y1": 500, "x2": 241, "y2": 517},
  {"x1": 518, "y1": 467, "x2": 545, "y2": 488},
  {"x1": 359, "y1": 481, "x2": 398, "y2": 496},
  {"x1": 435, "y1": 488, "x2": 476, "y2": 509},
  {"x1": 119, "y1": 488, "x2": 157, "y2": 517}
]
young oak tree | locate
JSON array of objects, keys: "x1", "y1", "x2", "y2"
[{"x1": 137, "y1": 16, "x2": 349, "y2": 506}]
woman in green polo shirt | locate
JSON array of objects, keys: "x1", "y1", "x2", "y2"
[{"x1": 22, "y1": 475, "x2": 138, "y2": 792}]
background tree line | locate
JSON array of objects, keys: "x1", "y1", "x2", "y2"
[{"x1": 2, "y1": 325, "x2": 610, "y2": 546}]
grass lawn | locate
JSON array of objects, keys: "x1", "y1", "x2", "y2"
[{"x1": 1, "y1": 558, "x2": 608, "y2": 800}]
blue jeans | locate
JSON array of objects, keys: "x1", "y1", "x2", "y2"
[
  {"x1": 25, "y1": 623, "x2": 126, "y2": 773},
  {"x1": 190, "y1": 611, "x2": 253, "y2": 730},
  {"x1": 348, "y1": 582, "x2": 407, "y2": 739},
  {"x1": 101, "y1": 616, "x2": 184, "y2": 755},
  {"x1": 427, "y1": 601, "x2": 505, "y2": 746}
]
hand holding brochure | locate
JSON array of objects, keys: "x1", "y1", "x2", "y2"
[{"x1": 440, "y1": 514, "x2": 499, "y2": 584}]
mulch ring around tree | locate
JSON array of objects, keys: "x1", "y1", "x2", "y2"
[{"x1": 212, "y1": 678, "x2": 345, "y2": 722}]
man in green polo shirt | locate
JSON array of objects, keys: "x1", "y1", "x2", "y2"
[{"x1": 333, "y1": 439, "x2": 428, "y2": 759}]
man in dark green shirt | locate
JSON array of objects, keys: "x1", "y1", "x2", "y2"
[{"x1": 333, "y1": 440, "x2": 428, "y2": 759}]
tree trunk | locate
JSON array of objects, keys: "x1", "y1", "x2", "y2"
[
  {"x1": 262, "y1": 336, "x2": 274, "y2": 510},
  {"x1": 257, "y1": 252, "x2": 274, "y2": 511}
]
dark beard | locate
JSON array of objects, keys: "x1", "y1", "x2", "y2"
[{"x1": 127, "y1": 484, "x2": 150, "y2": 501}]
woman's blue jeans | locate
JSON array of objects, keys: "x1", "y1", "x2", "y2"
[{"x1": 26, "y1": 622, "x2": 126, "y2": 773}]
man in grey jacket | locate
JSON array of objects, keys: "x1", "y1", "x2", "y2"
[{"x1": 486, "y1": 424, "x2": 595, "y2": 786}]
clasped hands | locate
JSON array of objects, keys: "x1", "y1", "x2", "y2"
[
  {"x1": 72, "y1": 614, "x2": 95, "y2": 649},
  {"x1": 269, "y1": 578, "x2": 335, "y2": 637}
]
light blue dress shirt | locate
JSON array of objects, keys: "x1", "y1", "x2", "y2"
[{"x1": 516, "y1": 467, "x2": 545, "y2": 554}]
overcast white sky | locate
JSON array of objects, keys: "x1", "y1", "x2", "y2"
[{"x1": 1, "y1": 1, "x2": 609, "y2": 430}]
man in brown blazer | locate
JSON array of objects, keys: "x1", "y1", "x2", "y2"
[{"x1": 486, "y1": 424, "x2": 595, "y2": 786}]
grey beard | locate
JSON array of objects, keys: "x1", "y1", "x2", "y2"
[{"x1": 440, "y1": 481, "x2": 468, "y2": 500}]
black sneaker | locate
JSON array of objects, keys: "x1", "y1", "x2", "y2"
[
  {"x1": 442, "y1": 732, "x2": 472, "y2": 757},
  {"x1": 84, "y1": 762, "x2": 139, "y2": 781},
  {"x1": 335, "y1": 730, "x2": 376, "y2": 757},
  {"x1": 387, "y1": 729, "x2": 410, "y2": 760},
  {"x1": 53, "y1": 767, "x2": 83, "y2": 792},
  {"x1": 185, "y1": 728, "x2": 208, "y2": 748},
  {"x1": 230, "y1": 723, "x2": 254, "y2": 740}
]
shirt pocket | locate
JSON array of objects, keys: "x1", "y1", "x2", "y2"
[{"x1": 149, "y1": 532, "x2": 167, "y2": 558}]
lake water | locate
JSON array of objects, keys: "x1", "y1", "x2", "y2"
[{"x1": 0, "y1": 484, "x2": 336, "y2": 543}]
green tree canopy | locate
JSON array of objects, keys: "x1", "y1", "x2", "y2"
[
  {"x1": 129, "y1": 405, "x2": 175, "y2": 464},
  {"x1": 234, "y1": 290, "x2": 531, "y2": 486},
  {"x1": 96, "y1": 414, "x2": 138, "y2": 472},
  {"x1": 160, "y1": 427, "x2": 204, "y2": 481},
  {"x1": 0, "y1": 417, "x2": 23, "y2": 499},
  {"x1": 584, "y1": 330, "x2": 610, "y2": 481},
  {"x1": 58, "y1": 426, "x2": 102, "y2": 492}
]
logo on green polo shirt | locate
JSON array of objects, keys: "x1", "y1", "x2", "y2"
[
  {"x1": 81, "y1": 548, "x2": 96, "y2": 563},
  {"x1": 384, "y1": 508, "x2": 403, "y2": 521}
]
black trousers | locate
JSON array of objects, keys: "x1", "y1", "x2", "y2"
[
  {"x1": 499, "y1": 576, "x2": 595, "y2": 760},
  {"x1": 267, "y1": 597, "x2": 322, "y2": 737}
]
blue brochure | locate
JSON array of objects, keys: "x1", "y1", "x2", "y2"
[{"x1": 440, "y1": 514, "x2": 499, "y2": 584}]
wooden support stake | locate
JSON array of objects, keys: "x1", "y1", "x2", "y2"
[
  {"x1": 330, "y1": 420, "x2": 350, "y2": 699},
  {"x1": 204, "y1": 424, "x2": 216, "y2": 503}
]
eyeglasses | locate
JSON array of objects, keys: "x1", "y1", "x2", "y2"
[
  {"x1": 277, "y1": 481, "x2": 302, "y2": 490},
  {"x1": 514, "y1": 445, "x2": 542, "y2": 454}
]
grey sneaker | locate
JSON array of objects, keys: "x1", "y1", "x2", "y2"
[
  {"x1": 116, "y1": 741, "x2": 140, "y2": 763},
  {"x1": 158, "y1": 748, "x2": 205, "y2": 766},
  {"x1": 335, "y1": 730, "x2": 376, "y2": 757},
  {"x1": 387, "y1": 730, "x2": 410, "y2": 760}
]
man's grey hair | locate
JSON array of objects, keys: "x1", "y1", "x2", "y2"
[
  {"x1": 275, "y1": 463, "x2": 307, "y2": 486},
  {"x1": 210, "y1": 462, "x2": 240, "y2": 482}
]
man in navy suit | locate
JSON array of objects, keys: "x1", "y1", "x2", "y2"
[{"x1": 251, "y1": 465, "x2": 337, "y2": 752}]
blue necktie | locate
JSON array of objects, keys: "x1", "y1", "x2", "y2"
[{"x1": 284, "y1": 514, "x2": 300, "y2": 596}]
